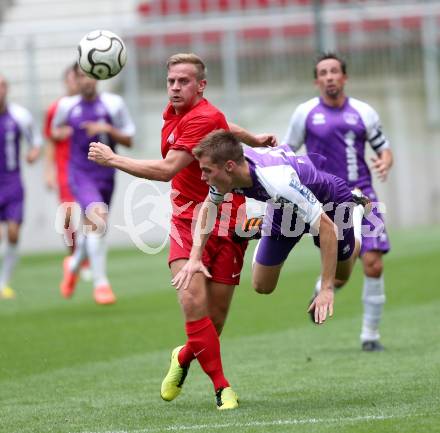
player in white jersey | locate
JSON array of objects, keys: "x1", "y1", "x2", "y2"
[
  {"x1": 0, "y1": 75, "x2": 42, "y2": 299},
  {"x1": 282, "y1": 53, "x2": 393, "y2": 351}
]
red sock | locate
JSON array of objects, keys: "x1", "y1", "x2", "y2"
[
  {"x1": 177, "y1": 344, "x2": 196, "y2": 367},
  {"x1": 184, "y1": 316, "x2": 229, "y2": 391}
]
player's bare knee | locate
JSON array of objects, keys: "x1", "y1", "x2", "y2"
[
  {"x1": 7, "y1": 230, "x2": 19, "y2": 244},
  {"x1": 179, "y1": 291, "x2": 205, "y2": 318},
  {"x1": 364, "y1": 258, "x2": 383, "y2": 278},
  {"x1": 253, "y1": 280, "x2": 275, "y2": 294}
]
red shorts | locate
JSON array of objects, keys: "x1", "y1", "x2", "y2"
[
  {"x1": 57, "y1": 162, "x2": 74, "y2": 203},
  {"x1": 58, "y1": 177, "x2": 75, "y2": 203},
  {"x1": 169, "y1": 217, "x2": 248, "y2": 286}
]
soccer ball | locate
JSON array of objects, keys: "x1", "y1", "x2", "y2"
[{"x1": 77, "y1": 30, "x2": 127, "y2": 80}]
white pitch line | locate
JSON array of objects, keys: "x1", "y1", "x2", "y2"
[{"x1": 77, "y1": 413, "x2": 400, "y2": 433}]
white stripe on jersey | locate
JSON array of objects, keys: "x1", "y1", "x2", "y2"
[
  {"x1": 254, "y1": 164, "x2": 323, "y2": 227},
  {"x1": 8, "y1": 103, "x2": 42, "y2": 148},
  {"x1": 52, "y1": 93, "x2": 135, "y2": 138},
  {"x1": 282, "y1": 97, "x2": 320, "y2": 152},
  {"x1": 100, "y1": 92, "x2": 136, "y2": 137},
  {"x1": 348, "y1": 97, "x2": 390, "y2": 153}
]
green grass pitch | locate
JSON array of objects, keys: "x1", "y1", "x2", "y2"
[{"x1": 1, "y1": 226, "x2": 439, "y2": 433}]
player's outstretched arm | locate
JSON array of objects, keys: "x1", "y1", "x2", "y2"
[
  {"x1": 371, "y1": 148, "x2": 393, "y2": 182},
  {"x1": 228, "y1": 122, "x2": 277, "y2": 148},
  {"x1": 307, "y1": 213, "x2": 337, "y2": 324},
  {"x1": 88, "y1": 142, "x2": 193, "y2": 182},
  {"x1": 172, "y1": 198, "x2": 219, "y2": 290}
]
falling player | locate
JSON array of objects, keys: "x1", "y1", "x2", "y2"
[{"x1": 173, "y1": 130, "x2": 371, "y2": 327}]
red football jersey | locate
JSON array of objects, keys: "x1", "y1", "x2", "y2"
[
  {"x1": 44, "y1": 100, "x2": 72, "y2": 198},
  {"x1": 161, "y1": 98, "x2": 245, "y2": 231}
]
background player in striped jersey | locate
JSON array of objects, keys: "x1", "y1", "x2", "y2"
[
  {"x1": 282, "y1": 53, "x2": 393, "y2": 351},
  {"x1": 52, "y1": 64, "x2": 135, "y2": 305},
  {"x1": 0, "y1": 75, "x2": 42, "y2": 299}
]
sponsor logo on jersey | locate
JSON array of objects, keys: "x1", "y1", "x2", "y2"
[
  {"x1": 274, "y1": 195, "x2": 299, "y2": 211},
  {"x1": 343, "y1": 112, "x2": 359, "y2": 125},
  {"x1": 312, "y1": 113, "x2": 326, "y2": 125},
  {"x1": 289, "y1": 178, "x2": 317, "y2": 204}
]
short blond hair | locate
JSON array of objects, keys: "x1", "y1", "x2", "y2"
[{"x1": 166, "y1": 53, "x2": 207, "y2": 81}]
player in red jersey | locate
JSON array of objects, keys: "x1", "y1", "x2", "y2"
[
  {"x1": 44, "y1": 64, "x2": 78, "y2": 252},
  {"x1": 88, "y1": 53, "x2": 275, "y2": 409}
]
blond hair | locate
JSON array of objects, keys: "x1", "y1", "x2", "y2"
[{"x1": 166, "y1": 53, "x2": 207, "y2": 81}]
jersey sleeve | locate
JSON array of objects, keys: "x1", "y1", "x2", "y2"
[
  {"x1": 365, "y1": 109, "x2": 390, "y2": 153},
  {"x1": 9, "y1": 103, "x2": 43, "y2": 148},
  {"x1": 51, "y1": 95, "x2": 78, "y2": 131},
  {"x1": 349, "y1": 98, "x2": 390, "y2": 154},
  {"x1": 171, "y1": 115, "x2": 219, "y2": 154},
  {"x1": 282, "y1": 98, "x2": 319, "y2": 152},
  {"x1": 255, "y1": 164, "x2": 323, "y2": 227},
  {"x1": 101, "y1": 93, "x2": 136, "y2": 136}
]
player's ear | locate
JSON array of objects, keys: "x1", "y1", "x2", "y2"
[
  {"x1": 225, "y1": 160, "x2": 234, "y2": 173},
  {"x1": 198, "y1": 79, "x2": 207, "y2": 93}
]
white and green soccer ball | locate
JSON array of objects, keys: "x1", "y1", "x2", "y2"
[{"x1": 77, "y1": 30, "x2": 127, "y2": 80}]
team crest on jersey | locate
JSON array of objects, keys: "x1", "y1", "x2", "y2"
[
  {"x1": 343, "y1": 112, "x2": 359, "y2": 125},
  {"x1": 312, "y1": 113, "x2": 326, "y2": 125},
  {"x1": 71, "y1": 106, "x2": 82, "y2": 117},
  {"x1": 168, "y1": 132, "x2": 175, "y2": 144}
]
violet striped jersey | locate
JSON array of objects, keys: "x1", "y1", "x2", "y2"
[
  {"x1": 208, "y1": 144, "x2": 348, "y2": 228},
  {"x1": 52, "y1": 92, "x2": 135, "y2": 181},
  {"x1": 282, "y1": 97, "x2": 390, "y2": 190},
  {"x1": 0, "y1": 103, "x2": 42, "y2": 181}
]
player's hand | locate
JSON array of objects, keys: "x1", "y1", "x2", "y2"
[
  {"x1": 52, "y1": 125, "x2": 73, "y2": 141},
  {"x1": 171, "y1": 258, "x2": 212, "y2": 291},
  {"x1": 88, "y1": 141, "x2": 115, "y2": 166},
  {"x1": 307, "y1": 287, "x2": 334, "y2": 324},
  {"x1": 254, "y1": 133, "x2": 278, "y2": 147},
  {"x1": 371, "y1": 156, "x2": 391, "y2": 182},
  {"x1": 45, "y1": 167, "x2": 57, "y2": 190},
  {"x1": 81, "y1": 121, "x2": 111, "y2": 137},
  {"x1": 26, "y1": 147, "x2": 40, "y2": 164}
]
